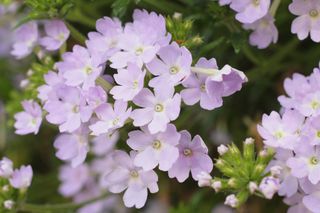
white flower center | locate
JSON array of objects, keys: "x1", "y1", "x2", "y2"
[
  {"x1": 309, "y1": 9, "x2": 319, "y2": 18},
  {"x1": 169, "y1": 66, "x2": 180, "y2": 74},
  {"x1": 252, "y1": 0, "x2": 260, "y2": 6},
  {"x1": 311, "y1": 100, "x2": 320, "y2": 110},
  {"x1": 85, "y1": 66, "x2": 93, "y2": 75},
  {"x1": 152, "y1": 140, "x2": 162, "y2": 150},
  {"x1": 183, "y1": 148, "x2": 192, "y2": 156},
  {"x1": 112, "y1": 118, "x2": 119, "y2": 126},
  {"x1": 130, "y1": 170, "x2": 139, "y2": 178},
  {"x1": 154, "y1": 104, "x2": 164, "y2": 112},
  {"x1": 135, "y1": 47, "x2": 144, "y2": 56},
  {"x1": 132, "y1": 80, "x2": 138, "y2": 89},
  {"x1": 310, "y1": 156, "x2": 319, "y2": 165},
  {"x1": 274, "y1": 131, "x2": 284, "y2": 139},
  {"x1": 72, "y1": 105, "x2": 80, "y2": 113}
]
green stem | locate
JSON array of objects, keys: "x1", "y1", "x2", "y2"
[
  {"x1": 96, "y1": 76, "x2": 113, "y2": 91},
  {"x1": 66, "y1": 8, "x2": 96, "y2": 28},
  {"x1": 269, "y1": 0, "x2": 281, "y2": 17},
  {"x1": 18, "y1": 193, "x2": 108, "y2": 213},
  {"x1": 65, "y1": 21, "x2": 86, "y2": 46}
]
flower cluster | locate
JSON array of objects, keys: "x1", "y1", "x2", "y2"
[
  {"x1": 219, "y1": 0, "x2": 320, "y2": 49},
  {"x1": 11, "y1": 19, "x2": 70, "y2": 59},
  {"x1": 197, "y1": 138, "x2": 278, "y2": 208},
  {"x1": 258, "y1": 65, "x2": 320, "y2": 212},
  {"x1": 0, "y1": 157, "x2": 33, "y2": 211},
  {"x1": 13, "y1": 9, "x2": 247, "y2": 209}
]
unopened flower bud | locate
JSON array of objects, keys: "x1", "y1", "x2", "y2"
[
  {"x1": 259, "y1": 176, "x2": 280, "y2": 199},
  {"x1": 212, "y1": 180, "x2": 222, "y2": 192},
  {"x1": 197, "y1": 172, "x2": 212, "y2": 187},
  {"x1": 3, "y1": 200, "x2": 14, "y2": 210},
  {"x1": 224, "y1": 194, "x2": 238, "y2": 208},
  {"x1": 227, "y1": 178, "x2": 236, "y2": 187},
  {"x1": 244, "y1": 137, "x2": 254, "y2": 145},
  {"x1": 249, "y1": 182, "x2": 258, "y2": 194},
  {"x1": 173, "y1": 12, "x2": 182, "y2": 19},
  {"x1": 2, "y1": 185, "x2": 9, "y2": 192},
  {"x1": 217, "y1": 144, "x2": 228, "y2": 155}
]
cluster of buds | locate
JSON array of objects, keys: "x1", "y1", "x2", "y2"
[{"x1": 197, "y1": 138, "x2": 279, "y2": 208}]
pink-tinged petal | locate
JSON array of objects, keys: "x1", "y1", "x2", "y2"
[
  {"x1": 131, "y1": 108, "x2": 154, "y2": 127},
  {"x1": 148, "y1": 113, "x2": 169, "y2": 134},
  {"x1": 158, "y1": 145, "x2": 179, "y2": 171},
  {"x1": 291, "y1": 16, "x2": 310, "y2": 40},
  {"x1": 134, "y1": 147, "x2": 158, "y2": 170},
  {"x1": 181, "y1": 88, "x2": 201, "y2": 106},
  {"x1": 123, "y1": 186, "x2": 148, "y2": 209},
  {"x1": 133, "y1": 88, "x2": 155, "y2": 107},
  {"x1": 127, "y1": 130, "x2": 153, "y2": 150},
  {"x1": 168, "y1": 156, "x2": 190, "y2": 183},
  {"x1": 165, "y1": 93, "x2": 181, "y2": 120}
]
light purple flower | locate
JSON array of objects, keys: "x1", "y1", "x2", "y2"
[
  {"x1": 44, "y1": 86, "x2": 92, "y2": 133},
  {"x1": 230, "y1": 0, "x2": 271, "y2": 24},
  {"x1": 39, "y1": 20, "x2": 70, "y2": 51},
  {"x1": 9, "y1": 165, "x2": 33, "y2": 189},
  {"x1": 131, "y1": 88, "x2": 181, "y2": 134},
  {"x1": 206, "y1": 64, "x2": 247, "y2": 100},
  {"x1": 243, "y1": 13, "x2": 278, "y2": 49},
  {"x1": 147, "y1": 43, "x2": 192, "y2": 93},
  {"x1": 89, "y1": 101, "x2": 131, "y2": 136},
  {"x1": 86, "y1": 17, "x2": 122, "y2": 66},
  {"x1": 127, "y1": 124, "x2": 180, "y2": 171},
  {"x1": 287, "y1": 145, "x2": 320, "y2": 184},
  {"x1": 109, "y1": 28, "x2": 159, "y2": 69},
  {"x1": 58, "y1": 164, "x2": 90, "y2": 197},
  {"x1": 284, "y1": 193, "x2": 311, "y2": 213},
  {"x1": 168, "y1": 130, "x2": 213, "y2": 182},
  {"x1": 289, "y1": 0, "x2": 320, "y2": 42},
  {"x1": 56, "y1": 45, "x2": 102, "y2": 90},
  {"x1": 54, "y1": 126, "x2": 90, "y2": 167},
  {"x1": 103, "y1": 150, "x2": 159, "y2": 209},
  {"x1": 131, "y1": 9, "x2": 171, "y2": 47},
  {"x1": 11, "y1": 21, "x2": 38, "y2": 59},
  {"x1": 110, "y1": 63, "x2": 146, "y2": 101},
  {"x1": 181, "y1": 58, "x2": 218, "y2": 110},
  {"x1": 14, "y1": 100, "x2": 42, "y2": 135},
  {"x1": 92, "y1": 131, "x2": 119, "y2": 156},
  {"x1": 257, "y1": 110, "x2": 304, "y2": 150},
  {"x1": 0, "y1": 157, "x2": 13, "y2": 178}
]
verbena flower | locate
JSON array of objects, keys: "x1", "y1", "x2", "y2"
[
  {"x1": 243, "y1": 13, "x2": 278, "y2": 49},
  {"x1": 131, "y1": 88, "x2": 181, "y2": 134},
  {"x1": 230, "y1": 0, "x2": 271, "y2": 24},
  {"x1": 9, "y1": 165, "x2": 33, "y2": 189},
  {"x1": 289, "y1": 0, "x2": 320, "y2": 42},
  {"x1": 127, "y1": 124, "x2": 180, "y2": 171},
  {"x1": 14, "y1": 100, "x2": 42, "y2": 135},
  {"x1": 89, "y1": 101, "x2": 131, "y2": 135},
  {"x1": 168, "y1": 130, "x2": 213, "y2": 182},
  {"x1": 57, "y1": 45, "x2": 102, "y2": 90},
  {"x1": 103, "y1": 151, "x2": 159, "y2": 209},
  {"x1": 110, "y1": 63, "x2": 146, "y2": 101},
  {"x1": 11, "y1": 22, "x2": 38, "y2": 59},
  {"x1": 39, "y1": 20, "x2": 70, "y2": 51}
]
